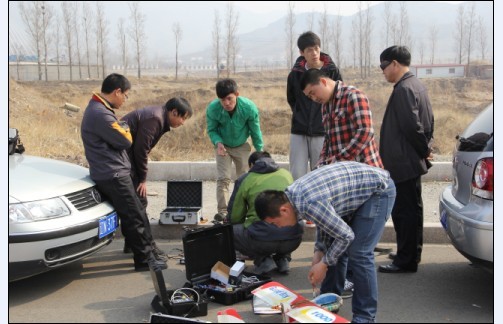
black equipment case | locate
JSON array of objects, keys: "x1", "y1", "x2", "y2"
[
  {"x1": 159, "y1": 181, "x2": 202, "y2": 225},
  {"x1": 182, "y1": 224, "x2": 271, "y2": 305},
  {"x1": 149, "y1": 263, "x2": 209, "y2": 318}
]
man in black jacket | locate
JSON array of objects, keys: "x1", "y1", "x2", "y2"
[
  {"x1": 121, "y1": 97, "x2": 193, "y2": 255},
  {"x1": 377, "y1": 46, "x2": 434, "y2": 273},
  {"x1": 286, "y1": 31, "x2": 342, "y2": 181},
  {"x1": 81, "y1": 73, "x2": 167, "y2": 272}
]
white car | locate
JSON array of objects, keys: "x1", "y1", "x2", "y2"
[{"x1": 9, "y1": 128, "x2": 118, "y2": 282}]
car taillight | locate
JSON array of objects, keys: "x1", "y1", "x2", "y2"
[{"x1": 472, "y1": 157, "x2": 493, "y2": 200}]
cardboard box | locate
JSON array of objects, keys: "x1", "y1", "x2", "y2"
[{"x1": 160, "y1": 181, "x2": 202, "y2": 225}]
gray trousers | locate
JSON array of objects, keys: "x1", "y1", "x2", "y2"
[
  {"x1": 232, "y1": 223, "x2": 302, "y2": 266},
  {"x1": 289, "y1": 134, "x2": 324, "y2": 180}
]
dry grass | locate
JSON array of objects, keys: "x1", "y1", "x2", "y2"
[{"x1": 8, "y1": 69, "x2": 493, "y2": 167}]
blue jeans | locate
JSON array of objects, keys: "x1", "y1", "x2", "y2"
[{"x1": 321, "y1": 179, "x2": 396, "y2": 323}]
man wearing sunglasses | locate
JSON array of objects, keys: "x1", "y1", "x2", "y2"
[{"x1": 378, "y1": 46, "x2": 435, "y2": 274}]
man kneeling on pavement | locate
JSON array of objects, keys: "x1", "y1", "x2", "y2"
[{"x1": 226, "y1": 151, "x2": 303, "y2": 275}]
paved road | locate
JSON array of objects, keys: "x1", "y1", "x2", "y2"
[{"x1": 9, "y1": 239, "x2": 494, "y2": 323}]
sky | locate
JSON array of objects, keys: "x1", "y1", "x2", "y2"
[
  {"x1": 229, "y1": 1, "x2": 465, "y2": 16},
  {"x1": 3, "y1": 1, "x2": 500, "y2": 321}
]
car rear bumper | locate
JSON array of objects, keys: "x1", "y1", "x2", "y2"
[{"x1": 439, "y1": 186, "x2": 493, "y2": 264}]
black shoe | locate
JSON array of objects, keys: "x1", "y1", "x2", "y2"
[
  {"x1": 388, "y1": 252, "x2": 396, "y2": 260},
  {"x1": 378, "y1": 263, "x2": 417, "y2": 273},
  {"x1": 152, "y1": 246, "x2": 169, "y2": 262},
  {"x1": 134, "y1": 257, "x2": 167, "y2": 272},
  {"x1": 374, "y1": 246, "x2": 393, "y2": 256},
  {"x1": 123, "y1": 243, "x2": 132, "y2": 254}
]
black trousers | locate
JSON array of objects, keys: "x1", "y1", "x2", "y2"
[
  {"x1": 95, "y1": 174, "x2": 153, "y2": 264},
  {"x1": 391, "y1": 176, "x2": 423, "y2": 271}
]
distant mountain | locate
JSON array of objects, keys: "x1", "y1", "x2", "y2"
[{"x1": 181, "y1": 1, "x2": 493, "y2": 67}]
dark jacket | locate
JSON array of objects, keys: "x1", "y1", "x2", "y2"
[
  {"x1": 121, "y1": 106, "x2": 171, "y2": 183},
  {"x1": 379, "y1": 71, "x2": 435, "y2": 183},
  {"x1": 81, "y1": 94, "x2": 132, "y2": 181},
  {"x1": 287, "y1": 52, "x2": 342, "y2": 136}
]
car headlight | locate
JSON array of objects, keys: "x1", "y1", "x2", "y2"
[{"x1": 9, "y1": 198, "x2": 71, "y2": 223}]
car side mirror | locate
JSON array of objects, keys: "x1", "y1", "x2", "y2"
[{"x1": 9, "y1": 128, "x2": 25, "y2": 155}]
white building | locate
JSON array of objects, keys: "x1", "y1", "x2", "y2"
[{"x1": 410, "y1": 64, "x2": 465, "y2": 78}]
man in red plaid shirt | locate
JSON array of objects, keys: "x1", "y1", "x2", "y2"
[
  {"x1": 300, "y1": 68, "x2": 383, "y2": 169},
  {"x1": 299, "y1": 67, "x2": 385, "y2": 303}
]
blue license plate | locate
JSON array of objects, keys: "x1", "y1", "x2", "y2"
[
  {"x1": 99, "y1": 212, "x2": 118, "y2": 238},
  {"x1": 440, "y1": 209, "x2": 448, "y2": 230}
]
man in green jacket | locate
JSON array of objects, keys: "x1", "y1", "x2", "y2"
[
  {"x1": 227, "y1": 152, "x2": 303, "y2": 275},
  {"x1": 206, "y1": 78, "x2": 264, "y2": 220}
]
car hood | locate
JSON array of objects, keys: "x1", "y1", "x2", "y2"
[{"x1": 9, "y1": 154, "x2": 94, "y2": 202}]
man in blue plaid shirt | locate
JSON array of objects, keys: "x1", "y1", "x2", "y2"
[{"x1": 255, "y1": 161, "x2": 396, "y2": 323}]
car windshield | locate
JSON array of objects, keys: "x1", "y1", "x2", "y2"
[{"x1": 457, "y1": 104, "x2": 493, "y2": 152}]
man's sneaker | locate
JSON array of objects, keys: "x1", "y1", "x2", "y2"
[
  {"x1": 341, "y1": 279, "x2": 354, "y2": 299},
  {"x1": 253, "y1": 256, "x2": 277, "y2": 275},
  {"x1": 152, "y1": 246, "x2": 169, "y2": 262},
  {"x1": 274, "y1": 257, "x2": 290, "y2": 274},
  {"x1": 214, "y1": 213, "x2": 227, "y2": 222},
  {"x1": 304, "y1": 220, "x2": 316, "y2": 228}
]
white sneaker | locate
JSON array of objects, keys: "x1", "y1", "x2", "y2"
[
  {"x1": 342, "y1": 279, "x2": 354, "y2": 299},
  {"x1": 253, "y1": 256, "x2": 277, "y2": 275}
]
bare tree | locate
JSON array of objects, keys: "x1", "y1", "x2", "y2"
[
  {"x1": 428, "y1": 24, "x2": 438, "y2": 64},
  {"x1": 40, "y1": 2, "x2": 52, "y2": 81},
  {"x1": 212, "y1": 10, "x2": 222, "y2": 78},
  {"x1": 224, "y1": 2, "x2": 239, "y2": 77},
  {"x1": 331, "y1": 8, "x2": 343, "y2": 67},
  {"x1": 464, "y1": 1, "x2": 476, "y2": 74},
  {"x1": 350, "y1": 18, "x2": 358, "y2": 68},
  {"x1": 285, "y1": 2, "x2": 296, "y2": 69},
  {"x1": 318, "y1": 3, "x2": 330, "y2": 51},
  {"x1": 356, "y1": 1, "x2": 365, "y2": 78},
  {"x1": 453, "y1": 5, "x2": 465, "y2": 64},
  {"x1": 73, "y1": 2, "x2": 83, "y2": 80},
  {"x1": 397, "y1": 1, "x2": 411, "y2": 46},
  {"x1": 19, "y1": 1, "x2": 43, "y2": 80},
  {"x1": 96, "y1": 2, "x2": 108, "y2": 78},
  {"x1": 172, "y1": 22, "x2": 182, "y2": 80},
  {"x1": 418, "y1": 41, "x2": 425, "y2": 64},
  {"x1": 129, "y1": 1, "x2": 146, "y2": 79},
  {"x1": 82, "y1": 2, "x2": 93, "y2": 79},
  {"x1": 477, "y1": 14, "x2": 488, "y2": 61},
  {"x1": 117, "y1": 18, "x2": 127, "y2": 75},
  {"x1": 61, "y1": 2, "x2": 74, "y2": 81},
  {"x1": 382, "y1": 1, "x2": 393, "y2": 48},
  {"x1": 306, "y1": 10, "x2": 315, "y2": 31},
  {"x1": 54, "y1": 11, "x2": 61, "y2": 80},
  {"x1": 363, "y1": 2, "x2": 373, "y2": 78}
]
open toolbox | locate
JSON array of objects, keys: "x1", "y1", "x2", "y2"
[
  {"x1": 159, "y1": 181, "x2": 202, "y2": 225},
  {"x1": 182, "y1": 224, "x2": 271, "y2": 305},
  {"x1": 149, "y1": 262, "x2": 209, "y2": 318}
]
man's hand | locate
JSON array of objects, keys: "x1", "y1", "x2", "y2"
[
  {"x1": 216, "y1": 143, "x2": 227, "y2": 156},
  {"x1": 137, "y1": 181, "x2": 147, "y2": 198},
  {"x1": 312, "y1": 250, "x2": 324, "y2": 266},
  {"x1": 308, "y1": 260, "x2": 328, "y2": 287}
]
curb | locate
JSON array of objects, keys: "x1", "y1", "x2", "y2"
[
  {"x1": 115, "y1": 221, "x2": 450, "y2": 244},
  {"x1": 133, "y1": 161, "x2": 452, "y2": 244},
  {"x1": 147, "y1": 161, "x2": 453, "y2": 182}
]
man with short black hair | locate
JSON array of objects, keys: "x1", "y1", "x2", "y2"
[
  {"x1": 378, "y1": 45, "x2": 434, "y2": 274},
  {"x1": 121, "y1": 97, "x2": 193, "y2": 257},
  {"x1": 81, "y1": 73, "x2": 166, "y2": 272}
]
